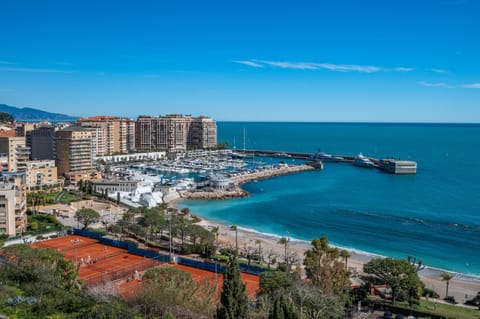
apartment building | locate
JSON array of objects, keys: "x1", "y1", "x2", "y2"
[
  {"x1": 77, "y1": 116, "x2": 135, "y2": 155},
  {"x1": 24, "y1": 160, "x2": 59, "y2": 189},
  {"x1": 30, "y1": 125, "x2": 56, "y2": 160},
  {"x1": 0, "y1": 137, "x2": 30, "y2": 171},
  {"x1": 0, "y1": 172, "x2": 27, "y2": 236},
  {"x1": 55, "y1": 127, "x2": 93, "y2": 178},
  {"x1": 135, "y1": 114, "x2": 217, "y2": 153},
  {"x1": 188, "y1": 116, "x2": 217, "y2": 149}
]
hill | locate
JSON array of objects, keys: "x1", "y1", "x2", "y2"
[{"x1": 0, "y1": 104, "x2": 78, "y2": 122}]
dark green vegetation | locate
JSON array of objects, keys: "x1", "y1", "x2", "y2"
[
  {"x1": 74, "y1": 208, "x2": 100, "y2": 229},
  {"x1": 363, "y1": 257, "x2": 423, "y2": 305},
  {"x1": 126, "y1": 267, "x2": 216, "y2": 318},
  {"x1": 0, "y1": 245, "x2": 133, "y2": 319},
  {"x1": 0, "y1": 111, "x2": 14, "y2": 123},
  {"x1": 254, "y1": 236, "x2": 350, "y2": 319},
  {"x1": 26, "y1": 213, "x2": 64, "y2": 234},
  {"x1": 0, "y1": 103, "x2": 77, "y2": 122},
  {"x1": 117, "y1": 205, "x2": 216, "y2": 258},
  {"x1": 217, "y1": 256, "x2": 250, "y2": 319}
]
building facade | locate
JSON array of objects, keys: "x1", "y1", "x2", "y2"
[
  {"x1": 55, "y1": 127, "x2": 94, "y2": 177},
  {"x1": 24, "y1": 160, "x2": 59, "y2": 189},
  {"x1": 77, "y1": 116, "x2": 135, "y2": 155},
  {"x1": 135, "y1": 114, "x2": 217, "y2": 153},
  {"x1": 0, "y1": 172, "x2": 27, "y2": 236},
  {"x1": 30, "y1": 125, "x2": 56, "y2": 160},
  {"x1": 0, "y1": 137, "x2": 30, "y2": 172},
  {"x1": 188, "y1": 116, "x2": 217, "y2": 149}
]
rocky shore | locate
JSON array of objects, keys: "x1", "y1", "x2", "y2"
[{"x1": 181, "y1": 164, "x2": 314, "y2": 200}]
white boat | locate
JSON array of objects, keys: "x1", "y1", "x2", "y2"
[
  {"x1": 272, "y1": 152, "x2": 292, "y2": 159},
  {"x1": 311, "y1": 150, "x2": 344, "y2": 162},
  {"x1": 353, "y1": 153, "x2": 375, "y2": 168}
]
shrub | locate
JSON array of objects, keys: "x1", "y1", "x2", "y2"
[
  {"x1": 422, "y1": 288, "x2": 440, "y2": 299},
  {"x1": 444, "y1": 296, "x2": 457, "y2": 304}
]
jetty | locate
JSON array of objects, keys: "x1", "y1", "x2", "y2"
[
  {"x1": 237, "y1": 149, "x2": 417, "y2": 174},
  {"x1": 181, "y1": 164, "x2": 314, "y2": 200}
]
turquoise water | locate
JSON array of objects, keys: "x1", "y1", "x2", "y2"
[{"x1": 180, "y1": 122, "x2": 480, "y2": 277}]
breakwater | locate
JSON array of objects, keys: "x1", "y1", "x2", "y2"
[{"x1": 181, "y1": 164, "x2": 314, "y2": 200}]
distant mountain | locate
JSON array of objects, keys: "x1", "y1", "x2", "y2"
[{"x1": 0, "y1": 104, "x2": 78, "y2": 122}]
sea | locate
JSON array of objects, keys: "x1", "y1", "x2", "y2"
[{"x1": 179, "y1": 122, "x2": 480, "y2": 278}]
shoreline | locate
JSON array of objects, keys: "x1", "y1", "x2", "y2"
[{"x1": 173, "y1": 199, "x2": 480, "y2": 303}]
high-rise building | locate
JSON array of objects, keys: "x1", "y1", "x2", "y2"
[
  {"x1": 135, "y1": 114, "x2": 217, "y2": 152},
  {"x1": 0, "y1": 137, "x2": 30, "y2": 171},
  {"x1": 30, "y1": 125, "x2": 56, "y2": 160},
  {"x1": 189, "y1": 116, "x2": 217, "y2": 149},
  {"x1": 0, "y1": 172, "x2": 27, "y2": 236},
  {"x1": 77, "y1": 116, "x2": 135, "y2": 155},
  {"x1": 55, "y1": 127, "x2": 93, "y2": 177}
]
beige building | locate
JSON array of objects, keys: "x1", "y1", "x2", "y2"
[
  {"x1": 0, "y1": 172, "x2": 27, "y2": 236},
  {"x1": 77, "y1": 116, "x2": 135, "y2": 155},
  {"x1": 24, "y1": 160, "x2": 59, "y2": 189},
  {"x1": 189, "y1": 116, "x2": 217, "y2": 149},
  {"x1": 0, "y1": 137, "x2": 30, "y2": 171},
  {"x1": 136, "y1": 114, "x2": 217, "y2": 153},
  {"x1": 55, "y1": 127, "x2": 94, "y2": 177}
]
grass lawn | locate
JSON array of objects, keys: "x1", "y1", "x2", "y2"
[
  {"x1": 385, "y1": 299, "x2": 480, "y2": 319},
  {"x1": 419, "y1": 300, "x2": 479, "y2": 319},
  {"x1": 58, "y1": 190, "x2": 81, "y2": 204},
  {"x1": 44, "y1": 192, "x2": 60, "y2": 204}
]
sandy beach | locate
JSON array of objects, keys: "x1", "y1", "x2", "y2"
[{"x1": 193, "y1": 215, "x2": 480, "y2": 305}]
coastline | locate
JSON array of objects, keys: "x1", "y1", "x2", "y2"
[{"x1": 175, "y1": 201, "x2": 480, "y2": 304}]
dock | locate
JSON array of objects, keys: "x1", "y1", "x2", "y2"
[{"x1": 237, "y1": 149, "x2": 417, "y2": 174}]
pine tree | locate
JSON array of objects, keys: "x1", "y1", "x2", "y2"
[
  {"x1": 268, "y1": 295, "x2": 300, "y2": 319},
  {"x1": 216, "y1": 255, "x2": 249, "y2": 319}
]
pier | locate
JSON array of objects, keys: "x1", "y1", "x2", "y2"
[{"x1": 237, "y1": 149, "x2": 417, "y2": 174}]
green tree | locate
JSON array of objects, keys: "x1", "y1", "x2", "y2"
[
  {"x1": 129, "y1": 267, "x2": 215, "y2": 318},
  {"x1": 441, "y1": 272, "x2": 454, "y2": 297},
  {"x1": 268, "y1": 294, "x2": 300, "y2": 319},
  {"x1": 173, "y1": 216, "x2": 191, "y2": 245},
  {"x1": 217, "y1": 255, "x2": 249, "y2": 319},
  {"x1": 259, "y1": 270, "x2": 294, "y2": 297},
  {"x1": 303, "y1": 236, "x2": 350, "y2": 296},
  {"x1": 230, "y1": 224, "x2": 238, "y2": 254},
  {"x1": 116, "y1": 191, "x2": 120, "y2": 204},
  {"x1": 278, "y1": 237, "x2": 289, "y2": 267},
  {"x1": 291, "y1": 281, "x2": 345, "y2": 319},
  {"x1": 121, "y1": 209, "x2": 136, "y2": 233},
  {"x1": 0, "y1": 112, "x2": 14, "y2": 123},
  {"x1": 75, "y1": 208, "x2": 100, "y2": 229},
  {"x1": 0, "y1": 245, "x2": 88, "y2": 316},
  {"x1": 255, "y1": 239, "x2": 262, "y2": 262},
  {"x1": 340, "y1": 249, "x2": 351, "y2": 270},
  {"x1": 364, "y1": 257, "x2": 422, "y2": 304}
]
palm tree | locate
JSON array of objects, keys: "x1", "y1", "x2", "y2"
[
  {"x1": 230, "y1": 225, "x2": 238, "y2": 254},
  {"x1": 212, "y1": 226, "x2": 220, "y2": 246},
  {"x1": 255, "y1": 239, "x2": 262, "y2": 262},
  {"x1": 340, "y1": 250, "x2": 351, "y2": 270},
  {"x1": 441, "y1": 272, "x2": 454, "y2": 297},
  {"x1": 278, "y1": 237, "x2": 289, "y2": 266}
]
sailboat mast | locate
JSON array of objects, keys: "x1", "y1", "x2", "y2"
[{"x1": 243, "y1": 128, "x2": 246, "y2": 153}]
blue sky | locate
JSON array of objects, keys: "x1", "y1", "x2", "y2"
[{"x1": 1, "y1": 0, "x2": 479, "y2": 122}]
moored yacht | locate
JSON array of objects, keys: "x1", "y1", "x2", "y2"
[
  {"x1": 353, "y1": 153, "x2": 375, "y2": 168},
  {"x1": 310, "y1": 149, "x2": 344, "y2": 162}
]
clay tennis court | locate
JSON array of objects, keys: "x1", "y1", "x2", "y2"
[
  {"x1": 32, "y1": 235, "x2": 260, "y2": 298},
  {"x1": 32, "y1": 235, "x2": 163, "y2": 285}
]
